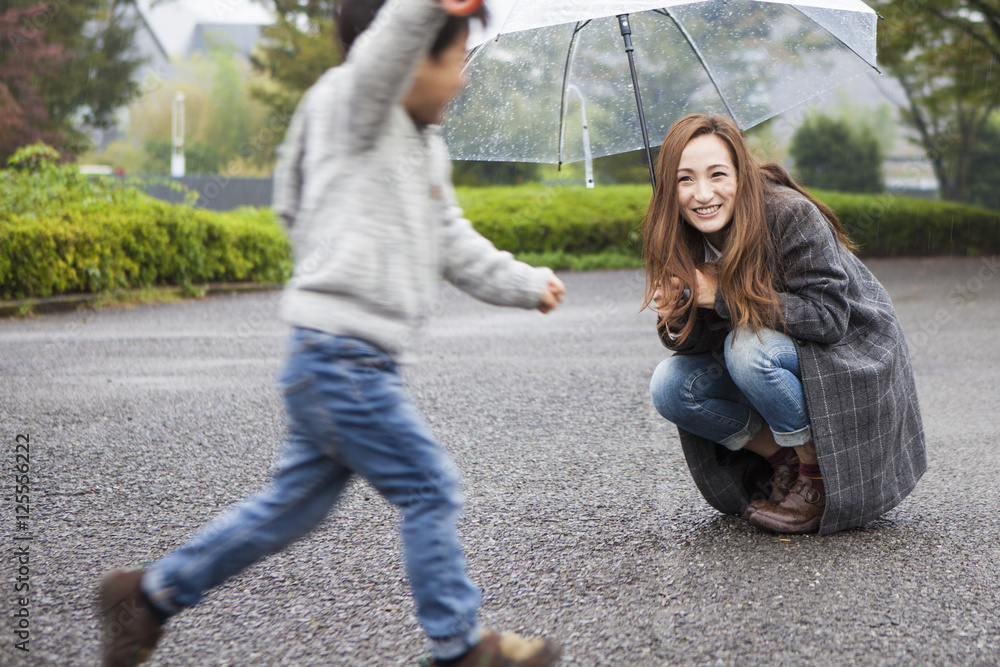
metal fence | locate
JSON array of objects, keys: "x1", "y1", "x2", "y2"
[{"x1": 141, "y1": 176, "x2": 274, "y2": 211}]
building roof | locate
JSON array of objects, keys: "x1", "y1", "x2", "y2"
[
  {"x1": 187, "y1": 23, "x2": 263, "y2": 58},
  {"x1": 135, "y1": 0, "x2": 273, "y2": 57}
]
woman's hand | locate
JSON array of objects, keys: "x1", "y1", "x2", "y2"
[
  {"x1": 693, "y1": 265, "x2": 718, "y2": 309},
  {"x1": 654, "y1": 265, "x2": 719, "y2": 325}
]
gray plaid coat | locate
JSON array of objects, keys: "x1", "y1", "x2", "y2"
[{"x1": 660, "y1": 187, "x2": 926, "y2": 535}]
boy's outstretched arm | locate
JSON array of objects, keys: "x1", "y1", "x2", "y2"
[
  {"x1": 345, "y1": 0, "x2": 449, "y2": 152},
  {"x1": 439, "y1": 182, "x2": 564, "y2": 313}
]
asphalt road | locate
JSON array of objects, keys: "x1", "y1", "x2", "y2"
[{"x1": 1, "y1": 257, "x2": 998, "y2": 666}]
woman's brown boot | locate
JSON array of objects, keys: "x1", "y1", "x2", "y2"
[{"x1": 747, "y1": 475, "x2": 826, "y2": 534}]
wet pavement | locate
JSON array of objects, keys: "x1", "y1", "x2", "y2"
[{"x1": 1, "y1": 257, "x2": 998, "y2": 666}]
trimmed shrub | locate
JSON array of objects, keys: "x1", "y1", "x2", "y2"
[
  {"x1": 456, "y1": 185, "x2": 1000, "y2": 259},
  {"x1": 2, "y1": 141, "x2": 998, "y2": 303},
  {"x1": 0, "y1": 144, "x2": 291, "y2": 300},
  {"x1": 0, "y1": 206, "x2": 291, "y2": 300},
  {"x1": 456, "y1": 184, "x2": 649, "y2": 255},
  {"x1": 815, "y1": 190, "x2": 1000, "y2": 257}
]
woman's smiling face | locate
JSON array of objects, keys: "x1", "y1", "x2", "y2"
[{"x1": 676, "y1": 133, "x2": 737, "y2": 247}]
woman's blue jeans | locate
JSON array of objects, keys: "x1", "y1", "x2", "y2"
[
  {"x1": 142, "y1": 328, "x2": 481, "y2": 659},
  {"x1": 650, "y1": 328, "x2": 812, "y2": 450}
]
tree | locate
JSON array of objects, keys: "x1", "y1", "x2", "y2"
[
  {"x1": 875, "y1": 0, "x2": 1000, "y2": 201},
  {"x1": 89, "y1": 48, "x2": 272, "y2": 175},
  {"x1": 790, "y1": 114, "x2": 884, "y2": 193},
  {"x1": 899, "y1": 0, "x2": 1000, "y2": 61},
  {"x1": 0, "y1": 1, "x2": 146, "y2": 162},
  {"x1": 246, "y1": 2, "x2": 541, "y2": 182},
  {"x1": 0, "y1": 5, "x2": 68, "y2": 161},
  {"x1": 249, "y1": 0, "x2": 340, "y2": 150}
]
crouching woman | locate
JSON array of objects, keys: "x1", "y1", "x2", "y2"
[{"x1": 645, "y1": 114, "x2": 926, "y2": 535}]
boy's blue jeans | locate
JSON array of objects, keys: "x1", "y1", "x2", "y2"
[
  {"x1": 142, "y1": 328, "x2": 482, "y2": 659},
  {"x1": 649, "y1": 328, "x2": 812, "y2": 450}
]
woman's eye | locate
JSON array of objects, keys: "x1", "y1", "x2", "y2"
[{"x1": 712, "y1": 172, "x2": 727, "y2": 178}]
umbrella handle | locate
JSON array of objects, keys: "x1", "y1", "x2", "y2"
[{"x1": 440, "y1": 0, "x2": 482, "y2": 16}]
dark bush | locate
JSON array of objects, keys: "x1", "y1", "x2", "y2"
[
  {"x1": 965, "y1": 115, "x2": 1000, "y2": 211},
  {"x1": 790, "y1": 114, "x2": 884, "y2": 194},
  {"x1": 451, "y1": 161, "x2": 539, "y2": 186}
]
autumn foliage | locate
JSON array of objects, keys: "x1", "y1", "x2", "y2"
[{"x1": 0, "y1": 5, "x2": 70, "y2": 160}]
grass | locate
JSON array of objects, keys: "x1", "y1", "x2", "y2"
[
  {"x1": 1, "y1": 284, "x2": 230, "y2": 319},
  {"x1": 91, "y1": 286, "x2": 198, "y2": 309}
]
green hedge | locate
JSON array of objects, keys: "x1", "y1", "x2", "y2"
[
  {"x1": 456, "y1": 185, "x2": 648, "y2": 255},
  {"x1": 0, "y1": 207, "x2": 291, "y2": 300},
  {"x1": 3, "y1": 142, "x2": 998, "y2": 302},
  {"x1": 814, "y1": 190, "x2": 1000, "y2": 257},
  {"x1": 0, "y1": 145, "x2": 291, "y2": 300},
  {"x1": 456, "y1": 185, "x2": 1000, "y2": 258}
]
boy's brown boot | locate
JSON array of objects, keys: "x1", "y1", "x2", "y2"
[
  {"x1": 431, "y1": 630, "x2": 561, "y2": 667},
  {"x1": 98, "y1": 569, "x2": 164, "y2": 667}
]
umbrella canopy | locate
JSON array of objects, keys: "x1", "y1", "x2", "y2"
[{"x1": 446, "y1": 0, "x2": 878, "y2": 170}]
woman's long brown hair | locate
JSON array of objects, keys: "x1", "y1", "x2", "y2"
[{"x1": 641, "y1": 114, "x2": 854, "y2": 345}]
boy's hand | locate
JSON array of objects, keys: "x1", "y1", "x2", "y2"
[{"x1": 537, "y1": 275, "x2": 566, "y2": 313}]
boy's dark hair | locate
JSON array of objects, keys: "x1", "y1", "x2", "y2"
[{"x1": 337, "y1": 0, "x2": 488, "y2": 58}]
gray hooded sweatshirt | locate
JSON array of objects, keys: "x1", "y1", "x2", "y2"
[{"x1": 272, "y1": 0, "x2": 553, "y2": 358}]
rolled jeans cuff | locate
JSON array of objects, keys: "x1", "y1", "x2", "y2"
[
  {"x1": 140, "y1": 568, "x2": 183, "y2": 618},
  {"x1": 430, "y1": 623, "x2": 483, "y2": 660},
  {"x1": 773, "y1": 424, "x2": 813, "y2": 448},
  {"x1": 717, "y1": 411, "x2": 763, "y2": 452}
]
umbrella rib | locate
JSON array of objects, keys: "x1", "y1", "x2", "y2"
[
  {"x1": 558, "y1": 22, "x2": 588, "y2": 169},
  {"x1": 789, "y1": 6, "x2": 880, "y2": 75},
  {"x1": 656, "y1": 8, "x2": 740, "y2": 124}
]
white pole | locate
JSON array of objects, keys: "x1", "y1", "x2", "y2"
[
  {"x1": 171, "y1": 92, "x2": 186, "y2": 178},
  {"x1": 567, "y1": 85, "x2": 594, "y2": 188}
]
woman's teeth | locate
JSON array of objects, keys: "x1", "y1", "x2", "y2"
[{"x1": 695, "y1": 205, "x2": 721, "y2": 215}]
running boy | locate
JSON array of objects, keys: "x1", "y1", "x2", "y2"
[{"x1": 98, "y1": 1, "x2": 565, "y2": 665}]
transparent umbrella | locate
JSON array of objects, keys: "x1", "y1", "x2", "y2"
[{"x1": 445, "y1": 0, "x2": 879, "y2": 186}]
